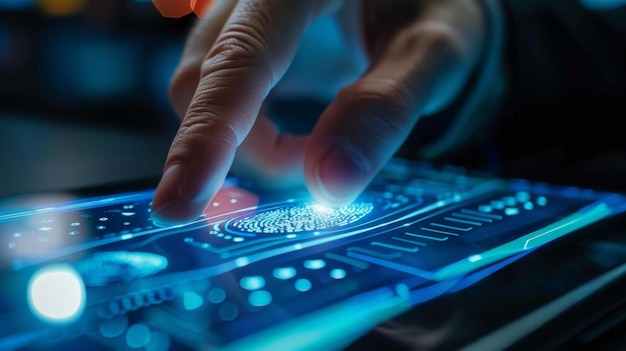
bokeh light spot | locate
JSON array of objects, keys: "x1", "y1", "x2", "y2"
[
  {"x1": 126, "y1": 323, "x2": 151, "y2": 349},
  {"x1": 27, "y1": 264, "x2": 85, "y2": 324},
  {"x1": 38, "y1": 0, "x2": 85, "y2": 16},
  {"x1": 191, "y1": 0, "x2": 213, "y2": 17},
  {"x1": 151, "y1": 0, "x2": 192, "y2": 18}
]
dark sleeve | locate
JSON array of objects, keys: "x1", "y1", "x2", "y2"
[{"x1": 493, "y1": 0, "x2": 626, "y2": 166}]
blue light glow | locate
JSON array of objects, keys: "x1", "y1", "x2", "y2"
[
  {"x1": 27, "y1": 264, "x2": 85, "y2": 324},
  {"x1": 537, "y1": 196, "x2": 548, "y2": 206},
  {"x1": 183, "y1": 291, "x2": 204, "y2": 310},
  {"x1": 3, "y1": 158, "x2": 622, "y2": 351},
  {"x1": 330, "y1": 269, "x2": 346, "y2": 280},
  {"x1": 0, "y1": 0, "x2": 34, "y2": 9},
  {"x1": 295, "y1": 279, "x2": 312, "y2": 292},
  {"x1": 229, "y1": 202, "x2": 373, "y2": 234},
  {"x1": 145, "y1": 331, "x2": 171, "y2": 351},
  {"x1": 468, "y1": 254, "x2": 483, "y2": 262},
  {"x1": 579, "y1": 0, "x2": 626, "y2": 10},
  {"x1": 478, "y1": 205, "x2": 492, "y2": 213},
  {"x1": 240, "y1": 276, "x2": 265, "y2": 291},
  {"x1": 505, "y1": 208, "x2": 520, "y2": 216},
  {"x1": 273, "y1": 267, "x2": 297, "y2": 280},
  {"x1": 99, "y1": 316, "x2": 128, "y2": 338},
  {"x1": 219, "y1": 302, "x2": 239, "y2": 321},
  {"x1": 395, "y1": 283, "x2": 409, "y2": 296},
  {"x1": 208, "y1": 288, "x2": 226, "y2": 304},
  {"x1": 490, "y1": 201, "x2": 505, "y2": 209},
  {"x1": 235, "y1": 257, "x2": 250, "y2": 267},
  {"x1": 503, "y1": 196, "x2": 517, "y2": 206},
  {"x1": 126, "y1": 323, "x2": 151, "y2": 349},
  {"x1": 77, "y1": 251, "x2": 168, "y2": 286},
  {"x1": 248, "y1": 290, "x2": 272, "y2": 307},
  {"x1": 304, "y1": 259, "x2": 326, "y2": 270}
]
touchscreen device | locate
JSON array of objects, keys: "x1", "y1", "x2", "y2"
[{"x1": 1, "y1": 158, "x2": 625, "y2": 351}]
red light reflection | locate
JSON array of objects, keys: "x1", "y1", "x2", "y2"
[
  {"x1": 202, "y1": 181, "x2": 260, "y2": 220},
  {"x1": 152, "y1": 0, "x2": 214, "y2": 18}
]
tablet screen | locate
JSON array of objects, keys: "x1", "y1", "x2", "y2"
[{"x1": 1, "y1": 159, "x2": 624, "y2": 350}]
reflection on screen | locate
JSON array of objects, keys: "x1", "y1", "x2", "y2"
[{"x1": 0, "y1": 159, "x2": 624, "y2": 351}]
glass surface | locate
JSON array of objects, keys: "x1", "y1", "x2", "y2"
[{"x1": 1, "y1": 159, "x2": 625, "y2": 351}]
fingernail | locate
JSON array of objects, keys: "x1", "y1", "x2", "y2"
[
  {"x1": 151, "y1": 163, "x2": 184, "y2": 219},
  {"x1": 315, "y1": 142, "x2": 368, "y2": 205}
]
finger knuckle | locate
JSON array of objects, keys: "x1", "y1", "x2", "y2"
[
  {"x1": 200, "y1": 31, "x2": 274, "y2": 88},
  {"x1": 209, "y1": 32, "x2": 264, "y2": 66},
  {"x1": 173, "y1": 114, "x2": 239, "y2": 156},
  {"x1": 204, "y1": 2, "x2": 275, "y2": 69}
]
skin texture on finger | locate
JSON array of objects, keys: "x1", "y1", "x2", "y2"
[
  {"x1": 152, "y1": 0, "x2": 338, "y2": 224},
  {"x1": 169, "y1": 0, "x2": 238, "y2": 119},
  {"x1": 304, "y1": 0, "x2": 485, "y2": 207}
]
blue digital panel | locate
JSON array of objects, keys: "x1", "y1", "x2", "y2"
[{"x1": 0, "y1": 159, "x2": 624, "y2": 350}]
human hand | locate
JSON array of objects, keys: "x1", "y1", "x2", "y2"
[{"x1": 151, "y1": 0, "x2": 488, "y2": 224}]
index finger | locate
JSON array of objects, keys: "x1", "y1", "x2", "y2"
[{"x1": 151, "y1": 0, "x2": 337, "y2": 224}]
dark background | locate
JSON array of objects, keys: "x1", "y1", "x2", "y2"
[
  {"x1": 1, "y1": 2, "x2": 626, "y2": 350},
  {"x1": 2, "y1": 0, "x2": 626, "y2": 199},
  {"x1": 0, "y1": 0, "x2": 193, "y2": 196}
]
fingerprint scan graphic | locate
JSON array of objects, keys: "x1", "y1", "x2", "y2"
[{"x1": 228, "y1": 203, "x2": 374, "y2": 234}]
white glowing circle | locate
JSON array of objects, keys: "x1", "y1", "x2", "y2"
[{"x1": 28, "y1": 264, "x2": 86, "y2": 323}]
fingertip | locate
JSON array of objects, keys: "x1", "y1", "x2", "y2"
[
  {"x1": 307, "y1": 140, "x2": 370, "y2": 207},
  {"x1": 150, "y1": 162, "x2": 207, "y2": 225},
  {"x1": 150, "y1": 201, "x2": 206, "y2": 226}
]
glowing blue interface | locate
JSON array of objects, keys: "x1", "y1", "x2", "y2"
[{"x1": 0, "y1": 159, "x2": 624, "y2": 351}]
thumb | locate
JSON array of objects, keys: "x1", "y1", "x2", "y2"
[{"x1": 305, "y1": 5, "x2": 484, "y2": 206}]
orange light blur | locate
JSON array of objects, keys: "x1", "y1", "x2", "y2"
[
  {"x1": 191, "y1": 0, "x2": 214, "y2": 17},
  {"x1": 152, "y1": 0, "x2": 193, "y2": 18},
  {"x1": 152, "y1": 0, "x2": 214, "y2": 18},
  {"x1": 39, "y1": 0, "x2": 86, "y2": 16}
]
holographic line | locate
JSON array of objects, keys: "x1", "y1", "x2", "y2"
[
  {"x1": 324, "y1": 253, "x2": 370, "y2": 269},
  {"x1": 444, "y1": 217, "x2": 483, "y2": 226},
  {"x1": 348, "y1": 247, "x2": 403, "y2": 260},
  {"x1": 391, "y1": 237, "x2": 427, "y2": 246},
  {"x1": 430, "y1": 222, "x2": 473, "y2": 231},
  {"x1": 0, "y1": 190, "x2": 155, "y2": 221},
  {"x1": 420, "y1": 227, "x2": 459, "y2": 236},
  {"x1": 347, "y1": 252, "x2": 436, "y2": 280},
  {"x1": 451, "y1": 213, "x2": 493, "y2": 222},
  {"x1": 405, "y1": 232, "x2": 448, "y2": 241},
  {"x1": 460, "y1": 208, "x2": 503, "y2": 219},
  {"x1": 432, "y1": 203, "x2": 611, "y2": 281},
  {"x1": 371, "y1": 242, "x2": 420, "y2": 253}
]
